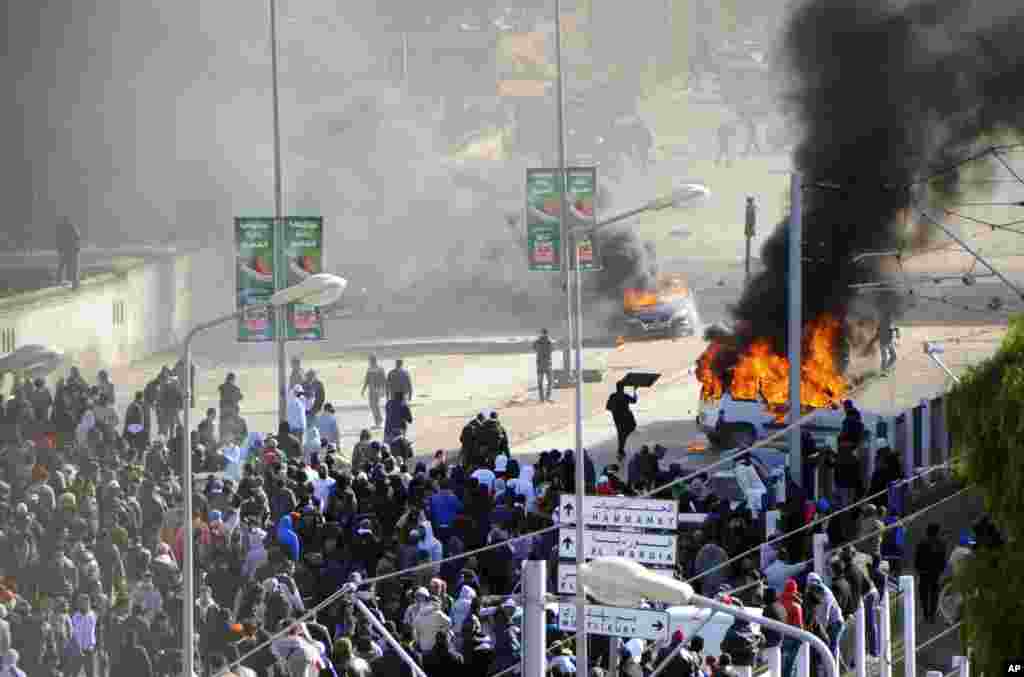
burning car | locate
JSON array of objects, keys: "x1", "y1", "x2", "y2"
[
  {"x1": 694, "y1": 314, "x2": 872, "y2": 448},
  {"x1": 617, "y1": 272, "x2": 699, "y2": 339}
]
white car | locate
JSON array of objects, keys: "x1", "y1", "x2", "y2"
[{"x1": 697, "y1": 393, "x2": 880, "y2": 449}]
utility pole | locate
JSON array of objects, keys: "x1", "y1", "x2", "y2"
[
  {"x1": 269, "y1": 0, "x2": 288, "y2": 426},
  {"x1": 788, "y1": 174, "x2": 803, "y2": 489},
  {"x1": 744, "y1": 196, "x2": 756, "y2": 285}
]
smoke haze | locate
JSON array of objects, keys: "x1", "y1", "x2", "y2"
[{"x1": 723, "y1": 0, "x2": 1024, "y2": 363}]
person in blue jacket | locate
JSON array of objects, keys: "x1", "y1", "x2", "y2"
[
  {"x1": 428, "y1": 478, "x2": 463, "y2": 544},
  {"x1": 277, "y1": 514, "x2": 302, "y2": 562}
]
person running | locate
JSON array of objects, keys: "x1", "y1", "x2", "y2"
[{"x1": 606, "y1": 380, "x2": 637, "y2": 460}]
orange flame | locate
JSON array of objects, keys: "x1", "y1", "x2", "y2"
[
  {"x1": 623, "y1": 288, "x2": 659, "y2": 312},
  {"x1": 696, "y1": 342, "x2": 725, "y2": 401},
  {"x1": 696, "y1": 314, "x2": 848, "y2": 412}
]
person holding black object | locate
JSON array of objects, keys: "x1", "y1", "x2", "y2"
[{"x1": 606, "y1": 380, "x2": 637, "y2": 460}]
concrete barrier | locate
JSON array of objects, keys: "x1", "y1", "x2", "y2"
[{"x1": 0, "y1": 245, "x2": 231, "y2": 373}]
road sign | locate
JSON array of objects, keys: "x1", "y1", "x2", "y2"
[
  {"x1": 557, "y1": 604, "x2": 670, "y2": 641},
  {"x1": 559, "y1": 529, "x2": 677, "y2": 566},
  {"x1": 556, "y1": 495, "x2": 679, "y2": 530},
  {"x1": 558, "y1": 559, "x2": 673, "y2": 595}
]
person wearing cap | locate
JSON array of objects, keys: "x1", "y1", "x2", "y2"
[{"x1": 287, "y1": 384, "x2": 308, "y2": 438}]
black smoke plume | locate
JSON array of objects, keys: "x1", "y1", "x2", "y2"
[{"x1": 716, "y1": 0, "x2": 1024, "y2": 371}]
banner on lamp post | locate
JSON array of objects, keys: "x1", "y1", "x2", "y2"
[
  {"x1": 525, "y1": 167, "x2": 600, "y2": 272},
  {"x1": 567, "y1": 166, "x2": 600, "y2": 271},
  {"x1": 281, "y1": 216, "x2": 326, "y2": 341},
  {"x1": 235, "y1": 217, "x2": 277, "y2": 342}
]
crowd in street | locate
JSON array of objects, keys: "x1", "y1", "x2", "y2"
[{"x1": 0, "y1": 350, "x2": 958, "y2": 677}]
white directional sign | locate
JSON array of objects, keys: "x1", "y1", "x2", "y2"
[
  {"x1": 559, "y1": 528, "x2": 677, "y2": 566},
  {"x1": 558, "y1": 603, "x2": 670, "y2": 641},
  {"x1": 557, "y1": 495, "x2": 678, "y2": 530}
]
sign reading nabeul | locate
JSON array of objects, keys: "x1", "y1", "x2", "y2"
[
  {"x1": 559, "y1": 528, "x2": 677, "y2": 567},
  {"x1": 556, "y1": 495, "x2": 679, "y2": 530},
  {"x1": 558, "y1": 604, "x2": 670, "y2": 641}
]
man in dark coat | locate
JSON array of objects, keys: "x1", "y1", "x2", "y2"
[{"x1": 56, "y1": 218, "x2": 82, "y2": 289}]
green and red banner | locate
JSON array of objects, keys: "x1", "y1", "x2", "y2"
[
  {"x1": 234, "y1": 216, "x2": 326, "y2": 342},
  {"x1": 525, "y1": 167, "x2": 600, "y2": 272}
]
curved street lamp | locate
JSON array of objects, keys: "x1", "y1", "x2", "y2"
[
  {"x1": 181, "y1": 273, "x2": 346, "y2": 677},
  {"x1": 578, "y1": 557, "x2": 838, "y2": 677}
]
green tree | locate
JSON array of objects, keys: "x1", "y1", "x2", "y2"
[{"x1": 946, "y1": 315, "x2": 1024, "y2": 672}]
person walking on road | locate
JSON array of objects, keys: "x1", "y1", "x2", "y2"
[
  {"x1": 387, "y1": 359, "x2": 413, "y2": 401},
  {"x1": 533, "y1": 329, "x2": 554, "y2": 402},
  {"x1": 914, "y1": 523, "x2": 947, "y2": 623},
  {"x1": 56, "y1": 218, "x2": 82, "y2": 290},
  {"x1": 361, "y1": 355, "x2": 387, "y2": 429},
  {"x1": 606, "y1": 380, "x2": 637, "y2": 460}
]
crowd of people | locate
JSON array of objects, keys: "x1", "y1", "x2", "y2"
[{"x1": 0, "y1": 352, "x2": 957, "y2": 677}]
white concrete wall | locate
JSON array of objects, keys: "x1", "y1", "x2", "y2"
[{"x1": 0, "y1": 246, "x2": 232, "y2": 372}]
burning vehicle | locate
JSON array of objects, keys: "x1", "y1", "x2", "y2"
[
  {"x1": 617, "y1": 272, "x2": 699, "y2": 339},
  {"x1": 694, "y1": 315, "x2": 873, "y2": 449}
]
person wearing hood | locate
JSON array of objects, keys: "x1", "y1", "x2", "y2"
[
  {"x1": 780, "y1": 578, "x2": 804, "y2": 677},
  {"x1": 807, "y1": 572, "x2": 845, "y2": 665},
  {"x1": 404, "y1": 587, "x2": 433, "y2": 631},
  {"x1": 451, "y1": 585, "x2": 477, "y2": 634},
  {"x1": 276, "y1": 514, "x2": 302, "y2": 562},
  {"x1": 507, "y1": 464, "x2": 538, "y2": 512},
  {"x1": 412, "y1": 593, "x2": 452, "y2": 654}
]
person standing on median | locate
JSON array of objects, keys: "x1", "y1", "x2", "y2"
[
  {"x1": 534, "y1": 328, "x2": 554, "y2": 402},
  {"x1": 56, "y1": 217, "x2": 82, "y2": 290},
  {"x1": 387, "y1": 359, "x2": 413, "y2": 402}
]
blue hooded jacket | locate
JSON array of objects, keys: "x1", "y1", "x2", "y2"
[{"x1": 277, "y1": 514, "x2": 301, "y2": 562}]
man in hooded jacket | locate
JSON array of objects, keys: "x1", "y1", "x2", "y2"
[{"x1": 807, "y1": 572, "x2": 846, "y2": 666}]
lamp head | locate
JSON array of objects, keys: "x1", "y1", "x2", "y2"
[
  {"x1": 667, "y1": 183, "x2": 711, "y2": 209},
  {"x1": 923, "y1": 341, "x2": 945, "y2": 355},
  {"x1": 578, "y1": 557, "x2": 694, "y2": 607},
  {"x1": 269, "y1": 273, "x2": 347, "y2": 307}
]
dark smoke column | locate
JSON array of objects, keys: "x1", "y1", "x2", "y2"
[{"x1": 726, "y1": 0, "x2": 1024, "y2": 364}]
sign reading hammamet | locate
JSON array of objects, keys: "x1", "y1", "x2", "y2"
[
  {"x1": 559, "y1": 529, "x2": 677, "y2": 566},
  {"x1": 555, "y1": 495, "x2": 679, "y2": 530},
  {"x1": 558, "y1": 604, "x2": 670, "y2": 642}
]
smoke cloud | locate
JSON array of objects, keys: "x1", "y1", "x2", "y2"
[{"x1": 722, "y1": 0, "x2": 1024, "y2": 363}]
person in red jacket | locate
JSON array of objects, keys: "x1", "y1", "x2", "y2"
[{"x1": 780, "y1": 578, "x2": 804, "y2": 677}]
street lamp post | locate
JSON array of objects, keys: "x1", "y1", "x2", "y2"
[
  {"x1": 181, "y1": 274, "x2": 346, "y2": 677},
  {"x1": 579, "y1": 557, "x2": 839, "y2": 677},
  {"x1": 268, "y1": 0, "x2": 289, "y2": 425}
]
